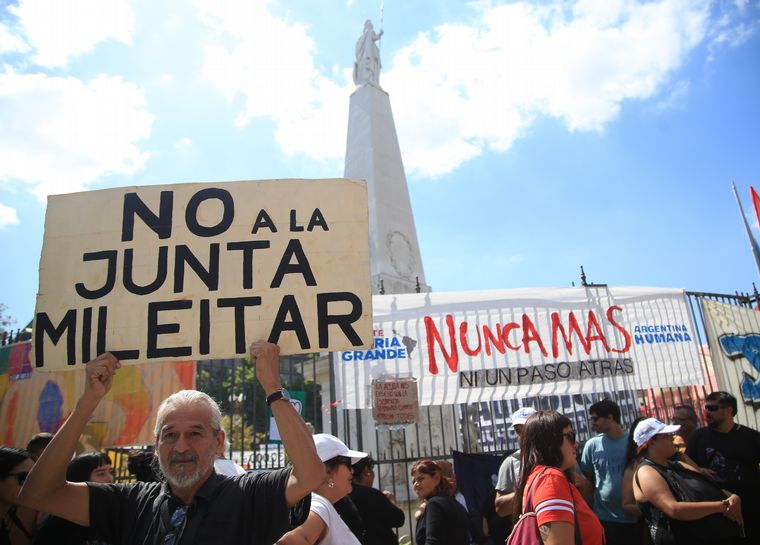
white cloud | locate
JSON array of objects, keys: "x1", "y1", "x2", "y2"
[
  {"x1": 0, "y1": 25, "x2": 30, "y2": 54},
  {"x1": 0, "y1": 202, "x2": 19, "y2": 228},
  {"x1": 8, "y1": 0, "x2": 135, "y2": 67},
  {"x1": 175, "y1": 137, "x2": 193, "y2": 150},
  {"x1": 193, "y1": 0, "x2": 739, "y2": 178},
  {"x1": 0, "y1": 71, "x2": 154, "y2": 198},
  {"x1": 195, "y1": 0, "x2": 353, "y2": 163},
  {"x1": 383, "y1": 0, "x2": 712, "y2": 176}
]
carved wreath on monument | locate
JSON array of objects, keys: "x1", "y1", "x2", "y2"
[{"x1": 387, "y1": 230, "x2": 415, "y2": 279}]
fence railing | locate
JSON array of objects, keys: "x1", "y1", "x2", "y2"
[{"x1": 0, "y1": 327, "x2": 31, "y2": 346}]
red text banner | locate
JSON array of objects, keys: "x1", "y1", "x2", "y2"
[{"x1": 334, "y1": 287, "x2": 703, "y2": 408}]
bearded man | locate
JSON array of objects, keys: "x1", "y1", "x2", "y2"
[{"x1": 19, "y1": 341, "x2": 325, "y2": 545}]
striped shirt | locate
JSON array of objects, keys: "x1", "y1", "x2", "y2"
[{"x1": 523, "y1": 466, "x2": 605, "y2": 545}]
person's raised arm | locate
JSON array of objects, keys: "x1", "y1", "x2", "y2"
[
  {"x1": 18, "y1": 352, "x2": 121, "y2": 526},
  {"x1": 250, "y1": 341, "x2": 325, "y2": 507}
]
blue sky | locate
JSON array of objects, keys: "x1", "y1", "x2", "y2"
[{"x1": 1, "y1": 0, "x2": 759, "y2": 327}]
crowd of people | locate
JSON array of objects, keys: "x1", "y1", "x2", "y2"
[
  {"x1": 1, "y1": 342, "x2": 759, "y2": 545},
  {"x1": 495, "y1": 396, "x2": 759, "y2": 545}
]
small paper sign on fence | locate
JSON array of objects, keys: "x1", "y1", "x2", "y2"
[{"x1": 371, "y1": 376, "x2": 419, "y2": 426}]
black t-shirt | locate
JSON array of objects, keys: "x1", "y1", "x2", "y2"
[
  {"x1": 415, "y1": 494, "x2": 470, "y2": 545},
  {"x1": 87, "y1": 468, "x2": 309, "y2": 545},
  {"x1": 686, "y1": 424, "x2": 760, "y2": 510},
  {"x1": 334, "y1": 495, "x2": 366, "y2": 543},
  {"x1": 348, "y1": 483, "x2": 405, "y2": 545},
  {"x1": 33, "y1": 515, "x2": 108, "y2": 545},
  {"x1": 0, "y1": 523, "x2": 10, "y2": 545}
]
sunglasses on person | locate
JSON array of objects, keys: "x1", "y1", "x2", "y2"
[
  {"x1": 704, "y1": 404, "x2": 724, "y2": 412},
  {"x1": 563, "y1": 431, "x2": 577, "y2": 444},
  {"x1": 335, "y1": 456, "x2": 353, "y2": 469},
  {"x1": 8, "y1": 471, "x2": 29, "y2": 485}
]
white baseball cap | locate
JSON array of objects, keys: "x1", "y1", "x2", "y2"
[
  {"x1": 633, "y1": 418, "x2": 680, "y2": 447},
  {"x1": 510, "y1": 407, "x2": 537, "y2": 429},
  {"x1": 313, "y1": 433, "x2": 368, "y2": 464}
]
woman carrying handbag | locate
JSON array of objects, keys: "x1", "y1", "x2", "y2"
[{"x1": 509, "y1": 411, "x2": 604, "y2": 545}]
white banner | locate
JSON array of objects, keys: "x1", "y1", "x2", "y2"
[
  {"x1": 700, "y1": 298, "x2": 760, "y2": 429},
  {"x1": 334, "y1": 287, "x2": 703, "y2": 409}
]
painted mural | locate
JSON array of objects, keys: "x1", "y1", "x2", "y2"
[{"x1": 0, "y1": 341, "x2": 195, "y2": 449}]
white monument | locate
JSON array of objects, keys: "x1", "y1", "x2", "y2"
[
  {"x1": 345, "y1": 21, "x2": 431, "y2": 295},
  {"x1": 336, "y1": 24, "x2": 451, "y2": 523}
]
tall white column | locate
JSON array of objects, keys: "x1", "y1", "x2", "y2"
[{"x1": 344, "y1": 83, "x2": 431, "y2": 295}]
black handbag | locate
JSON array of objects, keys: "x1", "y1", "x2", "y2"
[{"x1": 635, "y1": 459, "x2": 741, "y2": 544}]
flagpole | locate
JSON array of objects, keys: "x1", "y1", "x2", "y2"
[{"x1": 732, "y1": 181, "x2": 760, "y2": 278}]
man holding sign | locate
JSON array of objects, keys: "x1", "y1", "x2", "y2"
[{"x1": 19, "y1": 341, "x2": 325, "y2": 544}]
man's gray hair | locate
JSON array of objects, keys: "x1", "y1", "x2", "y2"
[{"x1": 154, "y1": 390, "x2": 223, "y2": 439}]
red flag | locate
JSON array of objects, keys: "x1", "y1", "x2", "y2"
[
  {"x1": 751, "y1": 186, "x2": 760, "y2": 229},
  {"x1": 733, "y1": 183, "x2": 760, "y2": 279}
]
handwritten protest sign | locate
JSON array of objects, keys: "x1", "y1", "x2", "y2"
[
  {"x1": 33, "y1": 179, "x2": 372, "y2": 371},
  {"x1": 372, "y1": 377, "x2": 419, "y2": 426}
]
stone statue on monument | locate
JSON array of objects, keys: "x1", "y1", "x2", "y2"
[{"x1": 353, "y1": 19, "x2": 383, "y2": 86}]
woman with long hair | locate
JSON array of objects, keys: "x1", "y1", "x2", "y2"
[
  {"x1": 410, "y1": 459, "x2": 469, "y2": 545},
  {"x1": 632, "y1": 418, "x2": 743, "y2": 545},
  {"x1": 512, "y1": 411, "x2": 604, "y2": 545},
  {"x1": 0, "y1": 447, "x2": 36, "y2": 545},
  {"x1": 277, "y1": 434, "x2": 367, "y2": 545}
]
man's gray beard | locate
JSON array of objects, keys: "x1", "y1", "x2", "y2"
[{"x1": 159, "y1": 455, "x2": 213, "y2": 489}]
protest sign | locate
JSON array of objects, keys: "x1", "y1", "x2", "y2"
[
  {"x1": 334, "y1": 286, "x2": 703, "y2": 408},
  {"x1": 33, "y1": 179, "x2": 372, "y2": 370},
  {"x1": 371, "y1": 376, "x2": 419, "y2": 426}
]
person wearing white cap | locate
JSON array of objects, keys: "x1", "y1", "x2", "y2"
[
  {"x1": 277, "y1": 434, "x2": 367, "y2": 545},
  {"x1": 631, "y1": 418, "x2": 744, "y2": 545},
  {"x1": 494, "y1": 407, "x2": 536, "y2": 518}
]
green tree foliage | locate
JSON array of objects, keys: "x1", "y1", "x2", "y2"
[
  {"x1": 0, "y1": 303, "x2": 15, "y2": 335},
  {"x1": 196, "y1": 354, "x2": 323, "y2": 453}
]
